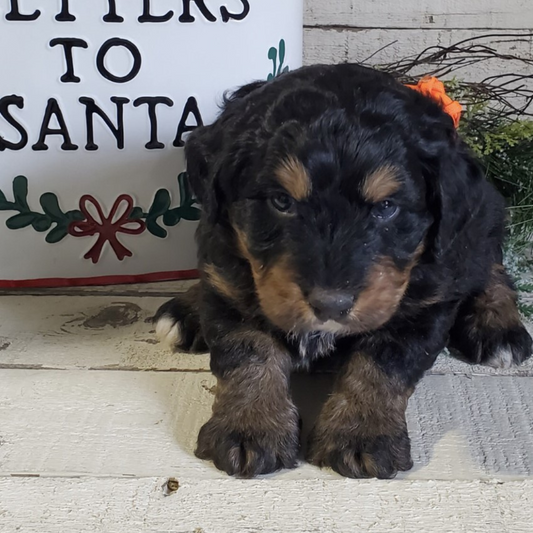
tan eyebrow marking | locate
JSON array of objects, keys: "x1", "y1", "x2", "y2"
[
  {"x1": 362, "y1": 165, "x2": 401, "y2": 203},
  {"x1": 274, "y1": 156, "x2": 311, "y2": 201}
]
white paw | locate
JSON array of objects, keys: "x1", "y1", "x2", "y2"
[
  {"x1": 155, "y1": 315, "x2": 182, "y2": 349},
  {"x1": 485, "y1": 346, "x2": 514, "y2": 369}
]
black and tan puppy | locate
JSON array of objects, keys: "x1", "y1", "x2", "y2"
[{"x1": 154, "y1": 64, "x2": 532, "y2": 479}]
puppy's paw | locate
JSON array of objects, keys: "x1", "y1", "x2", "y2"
[
  {"x1": 307, "y1": 429, "x2": 413, "y2": 479},
  {"x1": 483, "y1": 326, "x2": 532, "y2": 368},
  {"x1": 195, "y1": 415, "x2": 299, "y2": 478},
  {"x1": 153, "y1": 292, "x2": 207, "y2": 353},
  {"x1": 451, "y1": 325, "x2": 532, "y2": 369}
]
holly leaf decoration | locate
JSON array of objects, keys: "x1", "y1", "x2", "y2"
[
  {"x1": 0, "y1": 189, "x2": 12, "y2": 210},
  {"x1": 6, "y1": 212, "x2": 35, "y2": 230},
  {"x1": 268, "y1": 46, "x2": 278, "y2": 81},
  {"x1": 146, "y1": 219, "x2": 167, "y2": 238},
  {"x1": 65, "y1": 210, "x2": 85, "y2": 222},
  {"x1": 45, "y1": 226, "x2": 69, "y2": 244},
  {"x1": 32, "y1": 216, "x2": 52, "y2": 232},
  {"x1": 278, "y1": 39, "x2": 286, "y2": 73},
  {"x1": 45, "y1": 208, "x2": 84, "y2": 244},
  {"x1": 40, "y1": 193, "x2": 65, "y2": 221},
  {"x1": 39, "y1": 193, "x2": 84, "y2": 243},
  {"x1": 178, "y1": 172, "x2": 193, "y2": 205},
  {"x1": 163, "y1": 209, "x2": 181, "y2": 227},
  {"x1": 149, "y1": 189, "x2": 171, "y2": 217},
  {"x1": 2, "y1": 172, "x2": 198, "y2": 250},
  {"x1": 267, "y1": 39, "x2": 290, "y2": 80},
  {"x1": 180, "y1": 206, "x2": 201, "y2": 221},
  {"x1": 129, "y1": 207, "x2": 144, "y2": 220},
  {"x1": 13, "y1": 175, "x2": 30, "y2": 211},
  {"x1": 144, "y1": 189, "x2": 171, "y2": 238}
]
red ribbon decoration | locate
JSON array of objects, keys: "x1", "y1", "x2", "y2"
[{"x1": 69, "y1": 195, "x2": 146, "y2": 264}]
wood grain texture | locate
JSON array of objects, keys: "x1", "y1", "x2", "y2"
[
  {"x1": 304, "y1": 0, "x2": 533, "y2": 29},
  {"x1": 2, "y1": 3, "x2": 533, "y2": 530},
  {"x1": 1, "y1": 370, "x2": 532, "y2": 480},
  {"x1": 1, "y1": 477, "x2": 532, "y2": 533},
  {"x1": 1, "y1": 295, "x2": 532, "y2": 375},
  {"x1": 0, "y1": 295, "x2": 210, "y2": 371},
  {"x1": 0, "y1": 279, "x2": 197, "y2": 297},
  {"x1": 303, "y1": 28, "x2": 533, "y2": 72}
]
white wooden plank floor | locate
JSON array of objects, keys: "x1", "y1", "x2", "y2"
[{"x1": 1, "y1": 283, "x2": 533, "y2": 532}]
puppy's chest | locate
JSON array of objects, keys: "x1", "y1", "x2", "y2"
[{"x1": 287, "y1": 332, "x2": 338, "y2": 365}]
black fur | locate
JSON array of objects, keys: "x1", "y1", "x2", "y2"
[{"x1": 155, "y1": 64, "x2": 532, "y2": 478}]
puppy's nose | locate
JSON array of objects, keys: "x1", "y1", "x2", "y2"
[{"x1": 309, "y1": 289, "x2": 354, "y2": 322}]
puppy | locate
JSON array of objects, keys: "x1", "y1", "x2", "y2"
[{"x1": 154, "y1": 64, "x2": 532, "y2": 479}]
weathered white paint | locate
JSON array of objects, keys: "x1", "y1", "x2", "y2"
[
  {"x1": 0, "y1": 279, "x2": 197, "y2": 296},
  {"x1": 1, "y1": 295, "x2": 532, "y2": 376},
  {"x1": 0, "y1": 295, "x2": 210, "y2": 371},
  {"x1": 1, "y1": 370, "x2": 532, "y2": 480},
  {"x1": 1, "y1": 477, "x2": 532, "y2": 533},
  {"x1": 305, "y1": 0, "x2": 533, "y2": 29}
]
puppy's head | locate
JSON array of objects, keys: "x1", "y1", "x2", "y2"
[{"x1": 187, "y1": 65, "x2": 487, "y2": 335}]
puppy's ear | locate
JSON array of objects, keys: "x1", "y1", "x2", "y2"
[
  {"x1": 185, "y1": 80, "x2": 268, "y2": 224},
  {"x1": 184, "y1": 124, "x2": 224, "y2": 224},
  {"x1": 420, "y1": 128, "x2": 503, "y2": 259}
]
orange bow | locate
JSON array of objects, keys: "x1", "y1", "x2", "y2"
[{"x1": 406, "y1": 77, "x2": 462, "y2": 128}]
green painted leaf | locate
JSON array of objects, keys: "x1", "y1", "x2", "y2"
[
  {"x1": 6, "y1": 212, "x2": 35, "y2": 229},
  {"x1": 178, "y1": 173, "x2": 193, "y2": 205},
  {"x1": 65, "y1": 210, "x2": 85, "y2": 222},
  {"x1": 130, "y1": 207, "x2": 144, "y2": 219},
  {"x1": 163, "y1": 209, "x2": 181, "y2": 227},
  {"x1": 148, "y1": 189, "x2": 171, "y2": 217},
  {"x1": 146, "y1": 219, "x2": 167, "y2": 239},
  {"x1": 12, "y1": 176, "x2": 29, "y2": 210},
  {"x1": 32, "y1": 216, "x2": 52, "y2": 232},
  {"x1": 45, "y1": 225, "x2": 68, "y2": 244},
  {"x1": 40, "y1": 193, "x2": 64, "y2": 221},
  {"x1": 0, "y1": 192, "x2": 14, "y2": 210},
  {"x1": 180, "y1": 207, "x2": 202, "y2": 221},
  {"x1": 278, "y1": 39, "x2": 286, "y2": 70},
  {"x1": 268, "y1": 46, "x2": 277, "y2": 80}
]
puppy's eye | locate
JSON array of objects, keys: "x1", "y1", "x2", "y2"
[
  {"x1": 270, "y1": 193, "x2": 295, "y2": 213},
  {"x1": 372, "y1": 200, "x2": 398, "y2": 220}
]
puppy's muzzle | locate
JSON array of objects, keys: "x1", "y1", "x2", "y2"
[{"x1": 308, "y1": 288, "x2": 355, "y2": 322}]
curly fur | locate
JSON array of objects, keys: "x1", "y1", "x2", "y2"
[{"x1": 155, "y1": 64, "x2": 532, "y2": 478}]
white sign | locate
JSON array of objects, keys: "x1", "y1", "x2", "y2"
[{"x1": 0, "y1": 0, "x2": 303, "y2": 287}]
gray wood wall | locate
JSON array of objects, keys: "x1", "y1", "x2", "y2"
[{"x1": 303, "y1": 0, "x2": 533, "y2": 78}]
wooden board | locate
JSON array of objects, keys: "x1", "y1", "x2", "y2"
[
  {"x1": 1, "y1": 295, "x2": 532, "y2": 376},
  {"x1": 304, "y1": 0, "x2": 533, "y2": 29},
  {"x1": 0, "y1": 279, "x2": 197, "y2": 297},
  {"x1": 3, "y1": 3, "x2": 533, "y2": 530},
  {"x1": 0, "y1": 295, "x2": 210, "y2": 371},
  {"x1": 1, "y1": 476, "x2": 532, "y2": 533},
  {"x1": 1, "y1": 370, "x2": 533, "y2": 481},
  {"x1": 303, "y1": 29, "x2": 533, "y2": 76}
]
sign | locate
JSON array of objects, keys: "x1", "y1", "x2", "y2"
[{"x1": 0, "y1": 0, "x2": 303, "y2": 287}]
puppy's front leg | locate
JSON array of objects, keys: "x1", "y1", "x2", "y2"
[
  {"x1": 308, "y1": 309, "x2": 454, "y2": 479},
  {"x1": 195, "y1": 325, "x2": 299, "y2": 478},
  {"x1": 307, "y1": 352, "x2": 414, "y2": 479}
]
